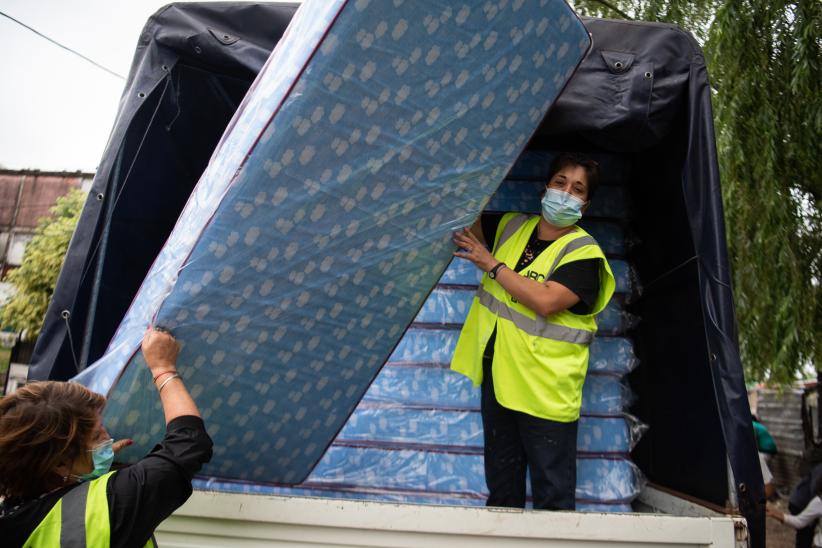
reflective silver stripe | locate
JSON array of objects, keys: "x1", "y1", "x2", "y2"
[
  {"x1": 548, "y1": 235, "x2": 597, "y2": 276},
  {"x1": 477, "y1": 286, "x2": 594, "y2": 345},
  {"x1": 60, "y1": 481, "x2": 90, "y2": 547},
  {"x1": 494, "y1": 214, "x2": 531, "y2": 252}
]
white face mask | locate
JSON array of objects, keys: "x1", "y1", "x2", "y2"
[{"x1": 541, "y1": 189, "x2": 585, "y2": 227}]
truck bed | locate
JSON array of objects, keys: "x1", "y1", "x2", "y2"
[{"x1": 155, "y1": 486, "x2": 747, "y2": 547}]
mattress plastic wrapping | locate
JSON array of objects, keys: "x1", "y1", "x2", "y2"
[
  {"x1": 74, "y1": 0, "x2": 594, "y2": 485},
  {"x1": 335, "y1": 408, "x2": 645, "y2": 454},
  {"x1": 190, "y1": 145, "x2": 648, "y2": 507},
  {"x1": 231, "y1": 141, "x2": 651, "y2": 508}
]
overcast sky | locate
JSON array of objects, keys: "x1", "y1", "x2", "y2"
[{"x1": 0, "y1": 1, "x2": 295, "y2": 172}]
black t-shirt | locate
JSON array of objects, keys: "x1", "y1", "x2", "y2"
[
  {"x1": 480, "y1": 213, "x2": 602, "y2": 361},
  {"x1": 1, "y1": 415, "x2": 213, "y2": 548},
  {"x1": 480, "y1": 213, "x2": 601, "y2": 314}
]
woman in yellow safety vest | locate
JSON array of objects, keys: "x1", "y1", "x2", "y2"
[
  {"x1": 451, "y1": 153, "x2": 615, "y2": 510},
  {"x1": 0, "y1": 328, "x2": 212, "y2": 547}
]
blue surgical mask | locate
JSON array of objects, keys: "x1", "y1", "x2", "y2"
[
  {"x1": 541, "y1": 189, "x2": 586, "y2": 228},
  {"x1": 79, "y1": 438, "x2": 114, "y2": 481}
]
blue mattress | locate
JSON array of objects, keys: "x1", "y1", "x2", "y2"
[
  {"x1": 388, "y1": 328, "x2": 637, "y2": 374},
  {"x1": 74, "y1": 0, "x2": 591, "y2": 485},
  {"x1": 362, "y1": 366, "x2": 630, "y2": 412},
  {"x1": 337, "y1": 408, "x2": 635, "y2": 454},
  {"x1": 414, "y1": 287, "x2": 630, "y2": 331},
  {"x1": 193, "y1": 477, "x2": 635, "y2": 513},
  {"x1": 193, "y1": 454, "x2": 641, "y2": 507}
]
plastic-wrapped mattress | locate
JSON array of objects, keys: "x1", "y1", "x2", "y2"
[{"x1": 74, "y1": 0, "x2": 591, "y2": 485}]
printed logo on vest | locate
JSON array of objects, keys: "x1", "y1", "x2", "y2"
[{"x1": 525, "y1": 270, "x2": 545, "y2": 282}]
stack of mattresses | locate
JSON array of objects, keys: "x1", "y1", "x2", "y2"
[
  {"x1": 74, "y1": 0, "x2": 607, "y2": 496},
  {"x1": 202, "y1": 151, "x2": 646, "y2": 512}
]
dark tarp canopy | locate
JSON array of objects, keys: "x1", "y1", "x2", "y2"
[
  {"x1": 536, "y1": 18, "x2": 765, "y2": 544},
  {"x1": 29, "y1": 2, "x2": 297, "y2": 381},
  {"x1": 28, "y1": 4, "x2": 763, "y2": 545}
]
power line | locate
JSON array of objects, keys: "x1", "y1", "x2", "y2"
[{"x1": 0, "y1": 10, "x2": 126, "y2": 80}]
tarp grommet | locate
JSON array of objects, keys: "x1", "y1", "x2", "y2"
[
  {"x1": 60, "y1": 310, "x2": 71, "y2": 320},
  {"x1": 208, "y1": 27, "x2": 240, "y2": 46},
  {"x1": 194, "y1": 46, "x2": 202, "y2": 54},
  {"x1": 96, "y1": 193, "x2": 104, "y2": 201},
  {"x1": 161, "y1": 65, "x2": 169, "y2": 71},
  {"x1": 600, "y1": 50, "x2": 634, "y2": 73},
  {"x1": 137, "y1": 92, "x2": 146, "y2": 98},
  {"x1": 644, "y1": 71, "x2": 652, "y2": 78}
]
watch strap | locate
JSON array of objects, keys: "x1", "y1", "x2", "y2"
[{"x1": 489, "y1": 262, "x2": 506, "y2": 279}]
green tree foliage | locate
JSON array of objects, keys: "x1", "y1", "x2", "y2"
[
  {"x1": 1, "y1": 189, "x2": 86, "y2": 340},
  {"x1": 571, "y1": 0, "x2": 821, "y2": 384}
]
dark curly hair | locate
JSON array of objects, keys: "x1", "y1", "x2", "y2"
[{"x1": 0, "y1": 381, "x2": 105, "y2": 500}]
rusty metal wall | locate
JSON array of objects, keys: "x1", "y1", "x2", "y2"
[
  {"x1": 0, "y1": 169, "x2": 93, "y2": 275},
  {"x1": 0, "y1": 170, "x2": 93, "y2": 228},
  {"x1": 755, "y1": 387, "x2": 807, "y2": 492}
]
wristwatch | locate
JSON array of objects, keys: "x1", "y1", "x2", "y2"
[{"x1": 488, "y1": 262, "x2": 506, "y2": 279}]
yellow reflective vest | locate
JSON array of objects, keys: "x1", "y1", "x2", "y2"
[
  {"x1": 451, "y1": 213, "x2": 615, "y2": 422},
  {"x1": 23, "y1": 471, "x2": 155, "y2": 547}
]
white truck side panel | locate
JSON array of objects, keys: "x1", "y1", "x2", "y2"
[{"x1": 155, "y1": 487, "x2": 746, "y2": 547}]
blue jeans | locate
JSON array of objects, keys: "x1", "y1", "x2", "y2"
[{"x1": 481, "y1": 354, "x2": 578, "y2": 510}]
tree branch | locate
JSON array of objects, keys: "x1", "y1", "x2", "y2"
[{"x1": 587, "y1": 0, "x2": 634, "y2": 20}]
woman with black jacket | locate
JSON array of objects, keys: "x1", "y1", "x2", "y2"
[{"x1": 0, "y1": 328, "x2": 213, "y2": 547}]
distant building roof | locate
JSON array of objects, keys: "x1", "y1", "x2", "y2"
[{"x1": 0, "y1": 169, "x2": 94, "y2": 229}]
